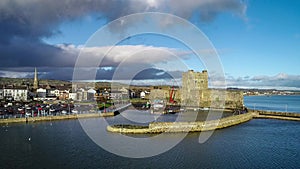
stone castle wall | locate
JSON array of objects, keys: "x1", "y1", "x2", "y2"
[{"x1": 149, "y1": 88, "x2": 181, "y2": 103}]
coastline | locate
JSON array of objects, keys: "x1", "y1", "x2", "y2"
[{"x1": 1, "y1": 109, "x2": 299, "y2": 130}]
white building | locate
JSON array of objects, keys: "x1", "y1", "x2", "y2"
[
  {"x1": 0, "y1": 88, "x2": 3, "y2": 100},
  {"x1": 68, "y1": 93, "x2": 77, "y2": 100},
  {"x1": 37, "y1": 88, "x2": 47, "y2": 98},
  {"x1": 76, "y1": 88, "x2": 88, "y2": 101},
  {"x1": 87, "y1": 88, "x2": 96, "y2": 100},
  {"x1": 140, "y1": 91, "x2": 146, "y2": 99},
  {"x1": 3, "y1": 86, "x2": 28, "y2": 101},
  {"x1": 110, "y1": 91, "x2": 122, "y2": 100},
  {"x1": 50, "y1": 89, "x2": 60, "y2": 97}
]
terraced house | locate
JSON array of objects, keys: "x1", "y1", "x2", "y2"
[{"x1": 2, "y1": 85, "x2": 28, "y2": 101}]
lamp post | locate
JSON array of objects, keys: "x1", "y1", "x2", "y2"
[{"x1": 103, "y1": 102, "x2": 106, "y2": 113}]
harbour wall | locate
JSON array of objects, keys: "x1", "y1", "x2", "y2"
[
  {"x1": 107, "y1": 110, "x2": 300, "y2": 134},
  {"x1": 0, "y1": 103, "x2": 131, "y2": 124},
  {"x1": 107, "y1": 112, "x2": 254, "y2": 134},
  {"x1": 0, "y1": 113, "x2": 104, "y2": 124},
  {"x1": 252, "y1": 110, "x2": 300, "y2": 121}
]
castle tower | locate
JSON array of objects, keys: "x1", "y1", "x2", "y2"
[
  {"x1": 33, "y1": 67, "x2": 39, "y2": 90},
  {"x1": 181, "y1": 70, "x2": 208, "y2": 106}
]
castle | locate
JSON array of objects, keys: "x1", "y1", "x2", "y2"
[
  {"x1": 181, "y1": 70, "x2": 243, "y2": 109},
  {"x1": 149, "y1": 70, "x2": 244, "y2": 109}
]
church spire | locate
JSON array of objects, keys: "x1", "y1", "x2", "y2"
[{"x1": 33, "y1": 67, "x2": 39, "y2": 90}]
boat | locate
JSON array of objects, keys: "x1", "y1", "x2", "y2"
[
  {"x1": 150, "y1": 99, "x2": 165, "y2": 114},
  {"x1": 71, "y1": 109, "x2": 78, "y2": 114}
]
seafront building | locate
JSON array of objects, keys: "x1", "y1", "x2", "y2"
[{"x1": 2, "y1": 85, "x2": 28, "y2": 101}]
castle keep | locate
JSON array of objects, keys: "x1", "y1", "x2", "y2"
[
  {"x1": 181, "y1": 70, "x2": 208, "y2": 106},
  {"x1": 181, "y1": 70, "x2": 243, "y2": 109}
]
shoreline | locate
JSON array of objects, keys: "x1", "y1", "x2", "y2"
[
  {"x1": 0, "y1": 112, "x2": 115, "y2": 124},
  {"x1": 1, "y1": 109, "x2": 299, "y2": 130}
]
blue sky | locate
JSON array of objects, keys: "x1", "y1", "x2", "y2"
[
  {"x1": 0, "y1": 0, "x2": 300, "y2": 89},
  {"x1": 46, "y1": 0, "x2": 300, "y2": 77}
]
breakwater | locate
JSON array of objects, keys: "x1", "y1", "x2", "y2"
[
  {"x1": 107, "y1": 112, "x2": 254, "y2": 134},
  {"x1": 107, "y1": 110, "x2": 300, "y2": 134},
  {"x1": 252, "y1": 110, "x2": 300, "y2": 121}
]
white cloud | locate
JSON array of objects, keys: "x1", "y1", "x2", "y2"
[
  {"x1": 59, "y1": 44, "x2": 192, "y2": 68},
  {"x1": 225, "y1": 73, "x2": 300, "y2": 90}
]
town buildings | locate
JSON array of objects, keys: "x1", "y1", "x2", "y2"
[{"x1": 0, "y1": 68, "x2": 243, "y2": 110}]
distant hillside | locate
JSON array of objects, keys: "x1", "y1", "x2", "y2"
[{"x1": 0, "y1": 77, "x2": 71, "y2": 86}]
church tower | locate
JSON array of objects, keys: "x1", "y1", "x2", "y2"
[{"x1": 33, "y1": 67, "x2": 39, "y2": 90}]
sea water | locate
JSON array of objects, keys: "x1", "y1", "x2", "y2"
[{"x1": 0, "y1": 95, "x2": 299, "y2": 168}]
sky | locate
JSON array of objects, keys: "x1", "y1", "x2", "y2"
[{"x1": 0, "y1": 0, "x2": 300, "y2": 90}]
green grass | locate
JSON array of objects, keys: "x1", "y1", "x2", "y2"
[{"x1": 130, "y1": 98, "x2": 149, "y2": 103}]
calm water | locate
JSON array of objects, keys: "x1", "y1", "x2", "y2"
[
  {"x1": 244, "y1": 95, "x2": 300, "y2": 113},
  {"x1": 0, "y1": 96, "x2": 299, "y2": 169}
]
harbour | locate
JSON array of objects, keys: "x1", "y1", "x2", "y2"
[
  {"x1": 1, "y1": 1, "x2": 300, "y2": 168},
  {"x1": 1, "y1": 100, "x2": 299, "y2": 169}
]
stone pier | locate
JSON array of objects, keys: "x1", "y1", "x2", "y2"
[{"x1": 107, "y1": 112, "x2": 254, "y2": 134}]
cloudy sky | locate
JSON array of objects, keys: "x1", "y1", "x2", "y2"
[{"x1": 0, "y1": 0, "x2": 299, "y2": 89}]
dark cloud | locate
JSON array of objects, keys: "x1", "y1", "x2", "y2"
[
  {"x1": 0, "y1": 67, "x2": 182, "y2": 82},
  {"x1": 0, "y1": 0, "x2": 161, "y2": 44},
  {"x1": 0, "y1": 0, "x2": 247, "y2": 80},
  {"x1": 0, "y1": 40, "x2": 76, "y2": 67}
]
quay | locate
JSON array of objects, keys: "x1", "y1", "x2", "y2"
[
  {"x1": 0, "y1": 103, "x2": 131, "y2": 124},
  {"x1": 0, "y1": 113, "x2": 103, "y2": 124},
  {"x1": 107, "y1": 110, "x2": 300, "y2": 134}
]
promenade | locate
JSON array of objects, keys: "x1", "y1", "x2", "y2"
[
  {"x1": 0, "y1": 103, "x2": 131, "y2": 124},
  {"x1": 0, "y1": 113, "x2": 111, "y2": 124}
]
